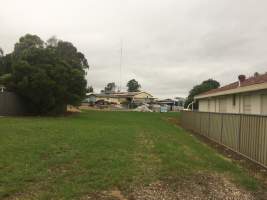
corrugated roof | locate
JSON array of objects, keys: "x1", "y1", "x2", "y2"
[{"x1": 199, "y1": 73, "x2": 267, "y2": 96}]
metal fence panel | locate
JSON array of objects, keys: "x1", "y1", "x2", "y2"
[
  {"x1": 209, "y1": 113, "x2": 222, "y2": 143},
  {"x1": 222, "y1": 114, "x2": 240, "y2": 150},
  {"x1": 239, "y1": 115, "x2": 259, "y2": 162},
  {"x1": 195, "y1": 112, "x2": 201, "y2": 133},
  {"x1": 181, "y1": 111, "x2": 267, "y2": 168},
  {"x1": 200, "y1": 112, "x2": 209, "y2": 136},
  {"x1": 257, "y1": 117, "x2": 267, "y2": 165}
]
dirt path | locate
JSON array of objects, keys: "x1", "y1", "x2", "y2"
[{"x1": 82, "y1": 129, "x2": 257, "y2": 200}]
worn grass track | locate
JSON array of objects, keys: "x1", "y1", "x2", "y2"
[{"x1": 0, "y1": 111, "x2": 263, "y2": 199}]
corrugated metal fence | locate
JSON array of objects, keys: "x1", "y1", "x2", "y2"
[
  {"x1": 0, "y1": 92, "x2": 26, "y2": 116},
  {"x1": 181, "y1": 111, "x2": 267, "y2": 168}
]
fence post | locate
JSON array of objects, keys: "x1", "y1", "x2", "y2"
[
  {"x1": 238, "y1": 114, "x2": 242, "y2": 152},
  {"x1": 199, "y1": 113, "x2": 202, "y2": 135},
  {"x1": 220, "y1": 114, "x2": 224, "y2": 143},
  {"x1": 208, "y1": 112, "x2": 211, "y2": 137},
  {"x1": 194, "y1": 112, "x2": 197, "y2": 132}
]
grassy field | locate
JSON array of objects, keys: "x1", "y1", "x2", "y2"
[{"x1": 0, "y1": 111, "x2": 263, "y2": 199}]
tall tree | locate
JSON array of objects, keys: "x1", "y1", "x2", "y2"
[
  {"x1": 103, "y1": 82, "x2": 116, "y2": 93},
  {"x1": 127, "y1": 79, "x2": 141, "y2": 92},
  {"x1": 0, "y1": 48, "x2": 3, "y2": 76},
  {"x1": 56, "y1": 41, "x2": 89, "y2": 69},
  {"x1": 0, "y1": 49, "x2": 13, "y2": 76},
  {"x1": 184, "y1": 79, "x2": 220, "y2": 109},
  {"x1": 46, "y1": 36, "x2": 59, "y2": 47},
  {"x1": 0, "y1": 47, "x2": 3, "y2": 57},
  {"x1": 86, "y1": 86, "x2": 94, "y2": 93},
  {"x1": 1, "y1": 34, "x2": 89, "y2": 115},
  {"x1": 14, "y1": 34, "x2": 44, "y2": 57},
  {"x1": 0, "y1": 53, "x2": 13, "y2": 76}
]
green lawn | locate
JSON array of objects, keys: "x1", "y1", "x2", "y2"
[{"x1": 0, "y1": 111, "x2": 262, "y2": 199}]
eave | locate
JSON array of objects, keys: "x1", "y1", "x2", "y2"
[{"x1": 195, "y1": 82, "x2": 267, "y2": 100}]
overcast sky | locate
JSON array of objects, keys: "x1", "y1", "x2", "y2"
[{"x1": 1, "y1": 0, "x2": 267, "y2": 98}]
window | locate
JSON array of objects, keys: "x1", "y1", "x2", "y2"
[
  {"x1": 243, "y1": 95, "x2": 251, "y2": 114},
  {"x1": 261, "y1": 94, "x2": 267, "y2": 115}
]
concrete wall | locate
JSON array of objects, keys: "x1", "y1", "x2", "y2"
[
  {"x1": 198, "y1": 89, "x2": 267, "y2": 115},
  {"x1": 0, "y1": 92, "x2": 26, "y2": 116}
]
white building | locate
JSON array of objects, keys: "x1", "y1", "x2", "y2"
[{"x1": 195, "y1": 73, "x2": 267, "y2": 115}]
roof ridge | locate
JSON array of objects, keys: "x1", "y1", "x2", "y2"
[{"x1": 198, "y1": 73, "x2": 267, "y2": 96}]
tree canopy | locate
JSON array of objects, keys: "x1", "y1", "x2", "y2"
[
  {"x1": 0, "y1": 47, "x2": 3, "y2": 57},
  {"x1": 14, "y1": 34, "x2": 44, "y2": 58},
  {"x1": 0, "y1": 48, "x2": 4, "y2": 76},
  {"x1": 102, "y1": 82, "x2": 116, "y2": 94},
  {"x1": 86, "y1": 86, "x2": 94, "y2": 93},
  {"x1": 127, "y1": 79, "x2": 141, "y2": 92},
  {"x1": 184, "y1": 79, "x2": 220, "y2": 109},
  {"x1": 0, "y1": 34, "x2": 89, "y2": 115}
]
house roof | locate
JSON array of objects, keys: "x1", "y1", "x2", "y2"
[
  {"x1": 195, "y1": 73, "x2": 267, "y2": 99},
  {"x1": 157, "y1": 99, "x2": 177, "y2": 103},
  {"x1": 87, "y1": 91, "x2": 154, "y2": 98},
  {"x1": 117, "y1": 91, "x2": 155, "y2": 98},
  {"x1": 114, "y1": 92, "x2": 142, "y2": 97}
]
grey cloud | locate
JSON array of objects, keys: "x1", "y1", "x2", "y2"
[{"x1": 1, "y1": 0, "x2": 267, "y2": 99}]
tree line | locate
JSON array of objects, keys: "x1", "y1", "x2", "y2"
[
  {"x1": 184, "y1": 79, "x2": 220, "y2": 109},
  {"x1": 100, "y1": 79, "x2": 141, "y2": 94}
]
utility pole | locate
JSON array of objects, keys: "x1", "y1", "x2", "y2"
[{"x1": 119, "y1": 39, "x2": 123, "y2": 92}]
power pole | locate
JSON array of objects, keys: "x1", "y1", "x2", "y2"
[{"x1": 119, "y1": 39, "x2": 123, "y2": 92}]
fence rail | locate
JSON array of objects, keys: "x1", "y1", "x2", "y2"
[{"x1": 181, "y1": 111, "x2": 267, "y2": 168}]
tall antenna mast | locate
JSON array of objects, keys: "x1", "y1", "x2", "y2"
[{"x1": 119, "y1": 39, "x2": 123, "y2": 92}]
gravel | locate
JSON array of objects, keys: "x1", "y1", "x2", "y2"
[{"x1": 82, "y1": 173, "x2": 255, "y2": 200}]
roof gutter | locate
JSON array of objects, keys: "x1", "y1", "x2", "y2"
[{"x1": 195, "y1": 82, "x2": 267, "y2": 100}]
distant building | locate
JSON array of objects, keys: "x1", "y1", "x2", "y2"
[
  {"x1": 195, "y1": 73, "x2": 267, "y2": 115},
  {"x1": 85, "y1": 91, "x2": 155, "y2": 105},
  {"x1": 175, "y1": 97, "x2": 186, "y2": 107},
  {"x1": 156, "y1": 99, "x2": 176, "y2": 106},
  {"x1": 156, "y1": 98, "x2": 184, "y2": 111}
]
